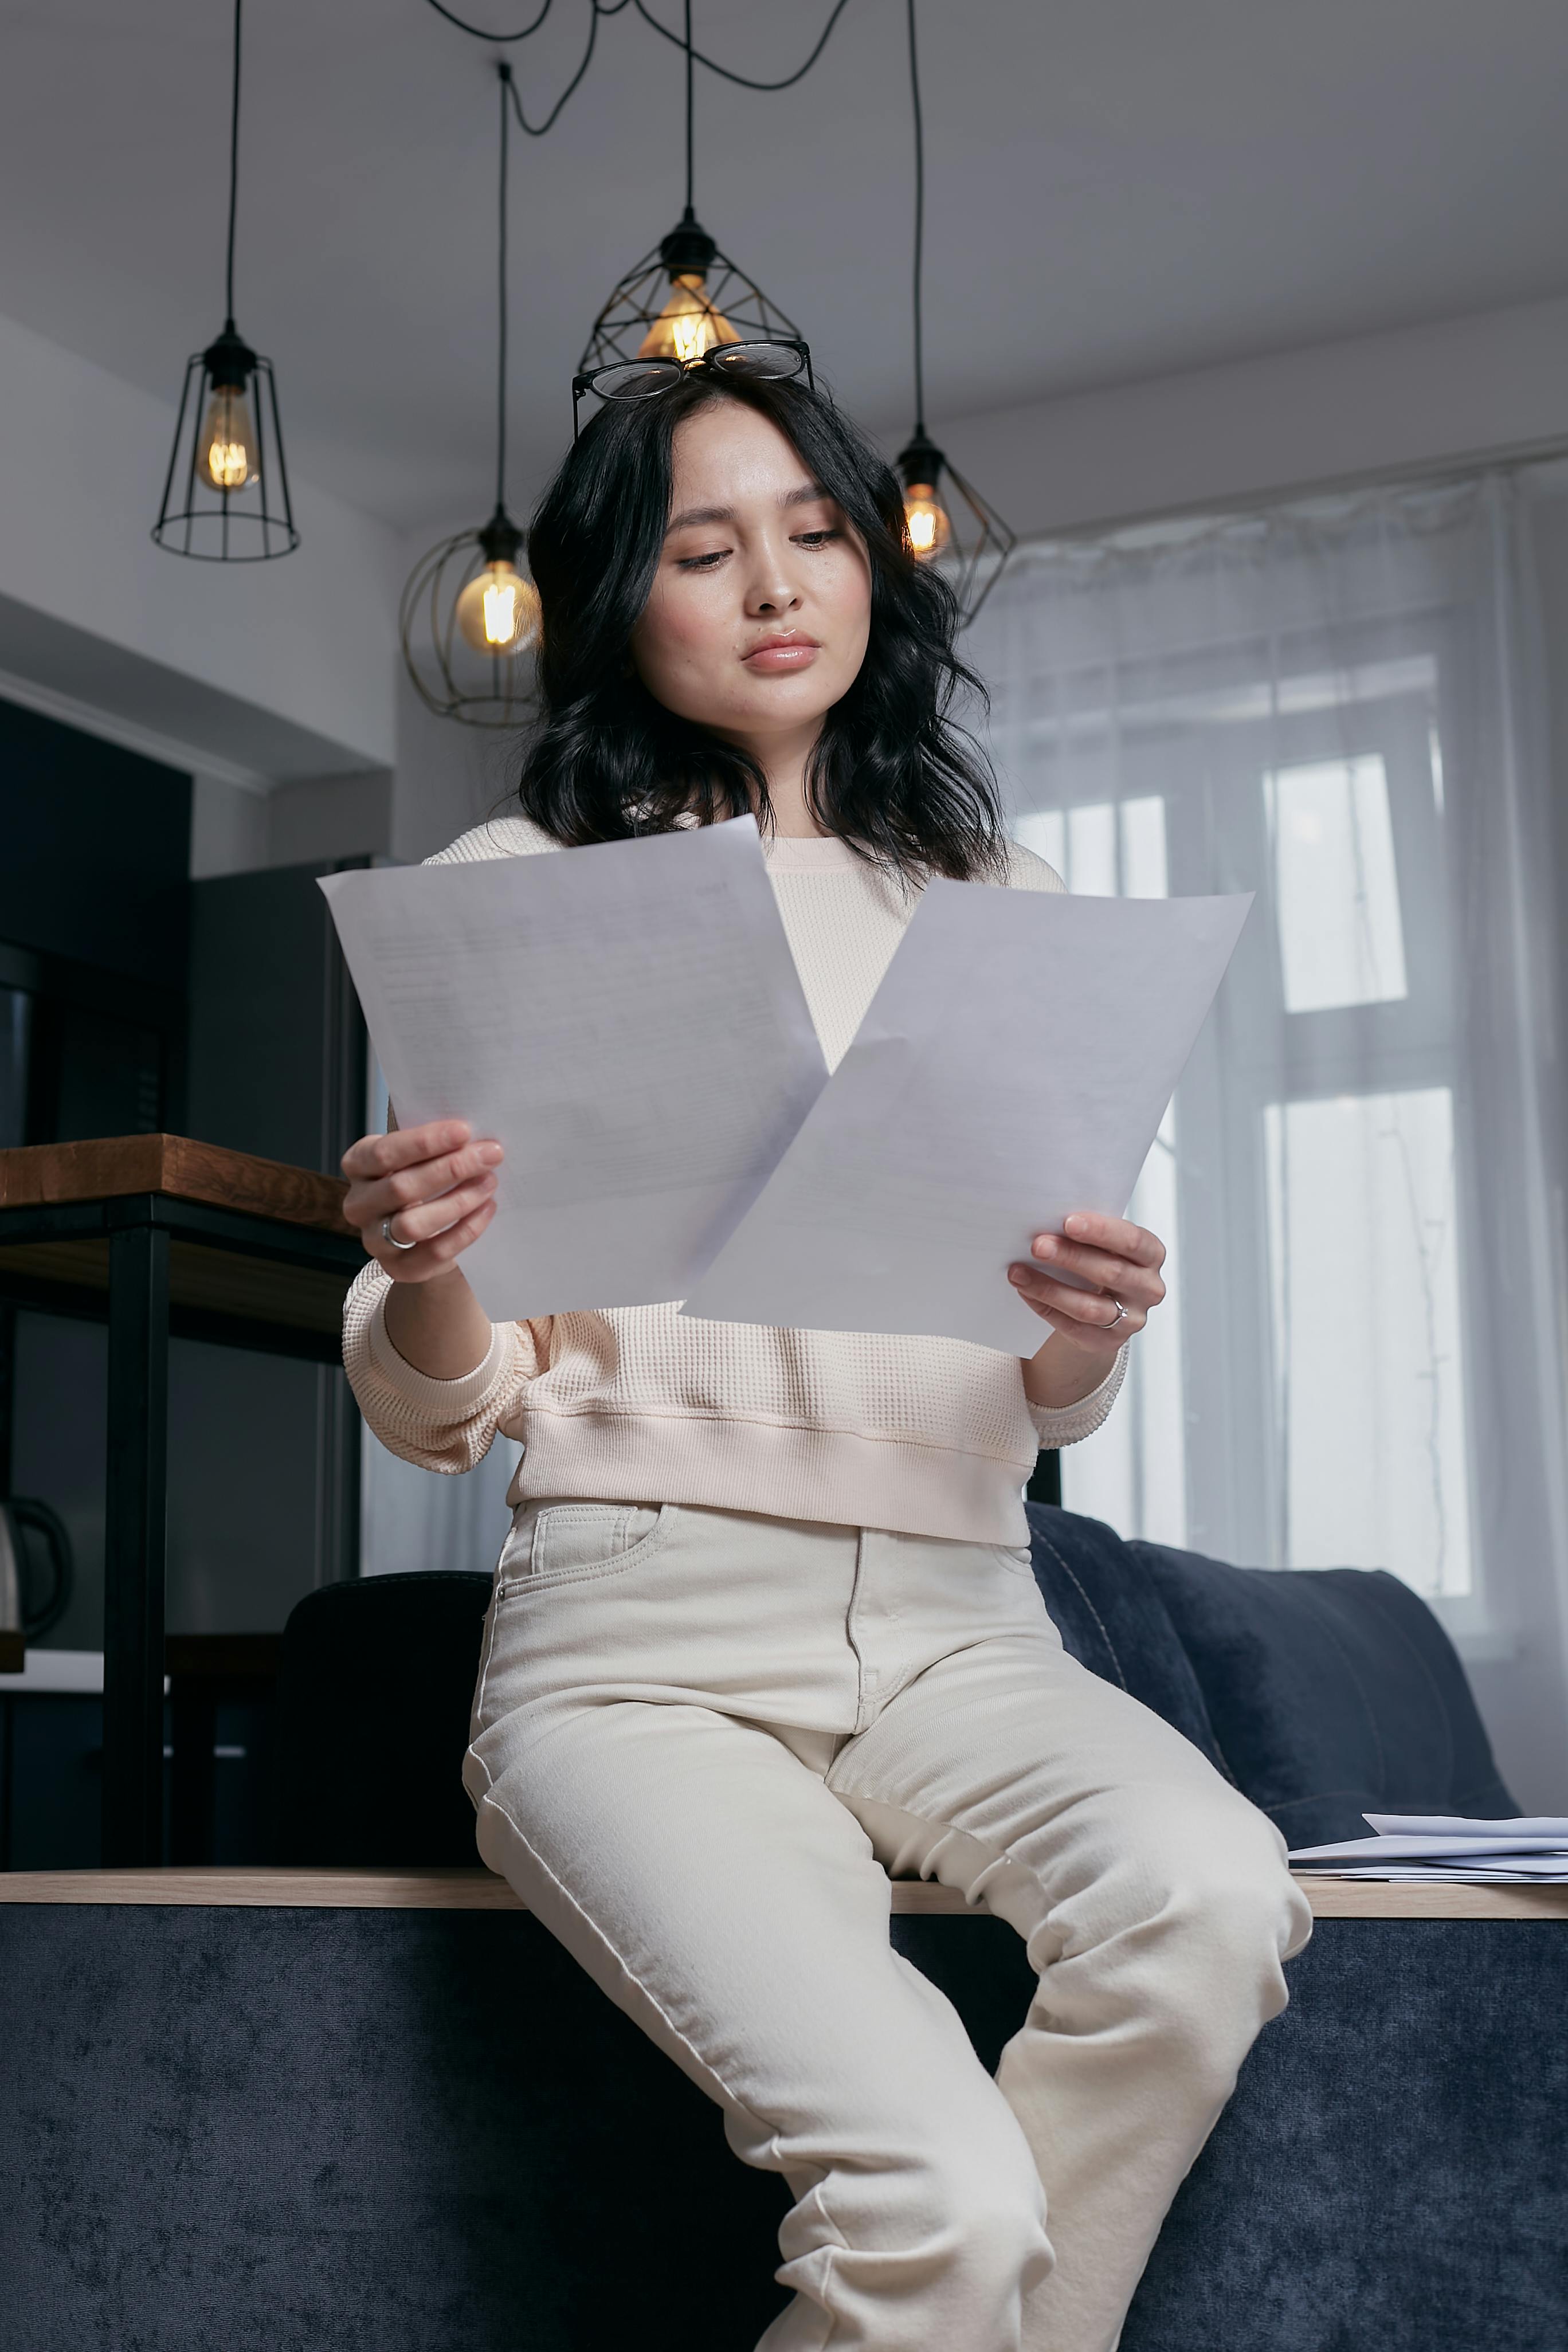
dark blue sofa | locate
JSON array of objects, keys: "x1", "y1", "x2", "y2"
[{"x1": 2, "y1": 1506, "x2": 1562, "y2": 2351}]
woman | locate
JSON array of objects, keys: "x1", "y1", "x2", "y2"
[{"x1": 340, "y1": 358, "x2": 1311, "y2": 2352}]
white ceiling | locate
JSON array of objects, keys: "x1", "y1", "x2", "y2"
[{"x1": 2, "y1": 0, "x2": 1567, "y2": 536}]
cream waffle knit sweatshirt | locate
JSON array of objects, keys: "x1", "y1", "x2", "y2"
[{"x1": 342, "y1": 816, "x2": 1127, "y2": 1545}]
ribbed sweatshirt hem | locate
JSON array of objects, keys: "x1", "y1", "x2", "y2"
[{"x1": 507, "y1": 1408, "x2": 1039, "y2": 1546}]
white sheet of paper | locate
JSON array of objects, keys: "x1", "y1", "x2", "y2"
[
  {"x1": 1290, "y1": 1835, "x2": 1568, "y2": 1862},
  {"x1": 1362, "y1": 1813, "x2": 1568, "y2": 1840},
  {"x1": 682, "y1": 882, "x2": 1252, "y2": 1354},
  {"x1": 1293, "y1": 1865, "x2": 1568, "y2": 1881},
  {"x1": 319, "y1": 817, "x2": 827, "y2": 1321}
]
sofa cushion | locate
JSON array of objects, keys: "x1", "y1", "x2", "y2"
[
  {"x1": 1129, "y1": 1543, "x2": 1516, "y2": 1847},
  {"x1": 1025, "y1": 1507, "x2": 1227, "y2": 1773}
]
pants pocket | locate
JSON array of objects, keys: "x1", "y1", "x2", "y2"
[{"x1": 499, "y1": 1499, "x2": 669, "y2": 1594}]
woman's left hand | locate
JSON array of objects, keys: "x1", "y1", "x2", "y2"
[{"x1": 1009, "y1": 1212, "x2": 1167, "y2": 1372}]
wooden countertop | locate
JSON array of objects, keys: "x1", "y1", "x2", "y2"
[
  {"x1": 0, "y1": 1135, "x2": 352, "y2": 1234},
  {"x1": 2, "y1": 1868, "x2": 1565, "y2": 1921}
]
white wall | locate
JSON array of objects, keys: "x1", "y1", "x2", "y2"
[
  {"x1": 0, "y1": 309, "x2": 401, "y2": 784},
  {"x1": 926, "y1": 291, "x2": 1568, "y2": 540},
  {"x1": 189, "y1": 769, "x2": 395, "y2": 879},
  {"x1": 390, "y1": 662, "x2": 523, "y2": 865},
  {"x1": 187, "y1": 665, "x2": 515, "y2": 879},
  {"x1": 0, "y1": 303, "x2": 523, "y2": 876},
  {"x1": 188, "y1": 774, "x2": 270, "y2": 878}
]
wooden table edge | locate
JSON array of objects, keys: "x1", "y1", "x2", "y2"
[
  {"x1": 2, "y1": 1868, "x2": 1565, "y2": 1920},
  {"x1": 0, "y1": 1135, "x2": 354, "y2": 1237}
]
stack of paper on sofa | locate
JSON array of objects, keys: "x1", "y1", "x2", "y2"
[{"x1": 1289, "y1": 1814, "x2": 1568, "y2": 1881}]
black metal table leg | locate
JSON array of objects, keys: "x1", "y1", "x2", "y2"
[
  {"x1": 317, "y1": 1364, "x2": 362, "y2": 1585},
  {"x1": 0, "y1": 1298, "x2": 15, "y2": 1499},
  {"x1": 104, "y1": 1218, "x2": 170, "y2": 1865}
]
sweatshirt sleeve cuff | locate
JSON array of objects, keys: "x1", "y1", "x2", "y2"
[
  {"x1": 366, "y1": 1291, "x2": 517, "y2": 1425},
  {"x1": 1026, "y1": 1342, "x2": 1129, "y2": 1449}
]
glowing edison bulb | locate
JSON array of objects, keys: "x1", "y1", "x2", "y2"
[
  {"x1": 454, "y1": 561, "x2": 541, "y2": 656},
  {"x1": 903, "y1": 483, "x2": 951, "y2": 558},
  {"x1": 638, "y1": 274, "x2": 741, "y2": 364},
  {"x1": 198, "y1": 382, "x2": 260, "y2": 491}
]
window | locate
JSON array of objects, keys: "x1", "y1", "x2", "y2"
[
  {"x1": 1264, "y1": 1087, "x2": 1471, "y2": 1598},
  {"x1": 1266, "y1": 756, "x2": 1408, "y2": 1013},
  {"x1": 1017, "y1": 795, "x2": 1169, "y2": 901},
  {"x1": 998, "y1": 617, "x2": 1473, "y2": 1606}
]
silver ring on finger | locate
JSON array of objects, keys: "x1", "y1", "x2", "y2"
[
  {"x1": 1107, "y1": 1298, "x2": 1130, "y2": 1327},
  {"x1": 381, "y1": 1214, "x2": 419, "y2": 1252}
]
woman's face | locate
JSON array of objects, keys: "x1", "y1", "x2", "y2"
[{"x1": 630, "y1": 398, "x2": 873, "y2": 752}]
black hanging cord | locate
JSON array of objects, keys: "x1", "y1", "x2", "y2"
[
  {"x1": 495, "y1": 64, "x2": 511, "y2": 508},
  {"x1": 421, "y1": 0, "x2": 853, "y2": 106},
  {"x1": 907, "y1": 0, "x2": 926, "y2": 434},
  {"x1": 426, "y1": 0, "x2": 552, "y2": 37},
  {"x1": 683, "y1": 0, "x2": 694, "y2": 214},
  {"x1": 224, "y1": 0, "x2": 243, "y2": 322},
  {"x1": 633, "y1": 0, "x2": 854, "y2": 91},
  {"x1": 503, "y1": 0, "x2": 633, "y2": 136}
]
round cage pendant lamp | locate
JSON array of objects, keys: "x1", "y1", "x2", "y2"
[
  {"x1": 578, "y1": 0, "x2": 802, "y2": 382},
  {"x1": 152, "y1": 0, "x2": 297, "y2": 562},
  {"x1": 896, "y1": 0, "x2": 1014, "y2": 626},
  {"x1": 401, "y1": 63, "x2": 542, "y2": 730}
]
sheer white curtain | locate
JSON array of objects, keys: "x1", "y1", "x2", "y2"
[
  {"x1": 967, "y1": 469, "x2": 1568, "y2": 1807},
  {"x1": 360, "y1": 1426, "x2": 520, "y2": 1581}
]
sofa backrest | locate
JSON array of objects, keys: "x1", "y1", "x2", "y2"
[
  {"x1": 1022, "y1": 1506, "x2": 1226, "y2": 1770},
  {"x1": 1127, "y1": 1537, "x2": 1516, "y2": 1845}
]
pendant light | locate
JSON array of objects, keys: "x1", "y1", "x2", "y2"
[
  {"x1": 152, "y1": 0, "x2": 297, "y2": 561},
  {"x1": 578, "y1": 0, "x2": 802, "y2": 381},
  {"x1": 401, "y1": 63, "x2": 542, "y2": 730},
  {"x1": 896, "y1": 0, "x2": 1014, "y2": 626}
]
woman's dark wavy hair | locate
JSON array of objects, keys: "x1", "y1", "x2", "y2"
[{"x1": 517, "y1": 374, "x2": 1007, "y2": 881}]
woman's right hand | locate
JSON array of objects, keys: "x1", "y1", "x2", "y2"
[{"x1": 340, "y1": 1119, "x2": 503, "y2": 1284}]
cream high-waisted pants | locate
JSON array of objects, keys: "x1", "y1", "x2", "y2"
[{"x1": 464, "y1": 1498, "x2": 1313, "y2": 2352}]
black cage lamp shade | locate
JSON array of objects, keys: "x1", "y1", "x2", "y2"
[
  {"x1": 401, "y1": 504, "x2": 540, "y2": 731},
  {"x1": 401, "y1": 62, "x2": 542, "y2": 730},
  {"x1": 152, "y1": 0, "x2": 297, "y2": 562},
  {"x1": 152, "y1": 324, "x2": 297, "y2": 561},
  {"x1": 896, "y1": 0, "x2": 1014, "y2": 625},
  {"x1": 896, "y1": 426, "x2": 1016, "y2": 629},
  {"x1": 579, "y1": 209, "x2": 802, "y2": 377},
  {"x1": 578, "y1": 2, "x2": 802, "y2": 385}
]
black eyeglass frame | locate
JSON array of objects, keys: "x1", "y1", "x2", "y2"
[{"x1": 571, "y1": 336, "x2": 814, "y2": 440}]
